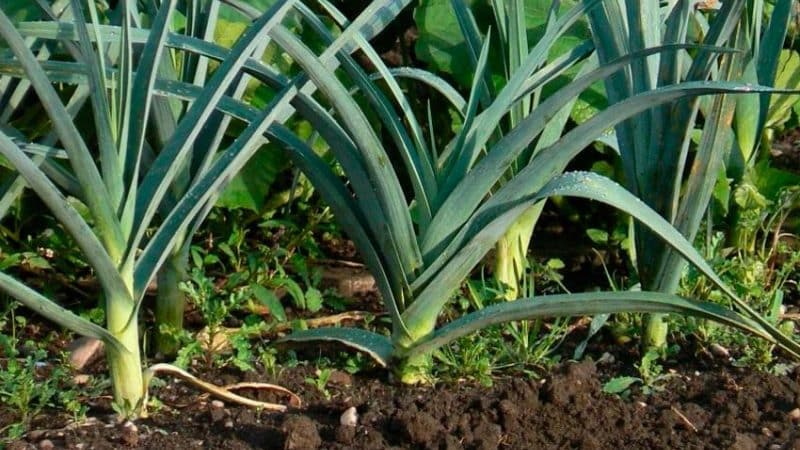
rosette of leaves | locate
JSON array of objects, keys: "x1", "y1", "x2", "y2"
[
  {"x1": 414, "y1": 0, "x2": 602, "y2": 298},
  {"x1": 272, "y1": 0, "x2": 800, "y2": 382},
  {"x1": 585, "y1": 0, "x2": 798, "y2": 353},
  {"x1": 0, "y1": 0, "x2": 411, "y2": 416}
]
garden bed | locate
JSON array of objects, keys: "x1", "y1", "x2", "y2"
[
  {"x1": 3, "y1": 1, "x2": 800, "y2": 449},
  {"x1": 4, "y1": 335, "x2": 800, "y2": 450}
]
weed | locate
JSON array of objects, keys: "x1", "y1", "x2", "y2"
[
  {"x1": 305, "y1": 368, "x2": 332, "y2": 400},
  {"x1": 678, "y1": 187, "x2": 800, "y2": 368},
  {"x1": 0, "y1": 307, "x2": 87, "y2": 442},
  {"x1": 433, "y1": 260, "x2": 573, "y2": 384}
]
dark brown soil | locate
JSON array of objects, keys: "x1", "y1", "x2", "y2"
[
  {"x1": 773, "y1": 128, "x2": 800, "y2": 174},
  {"x1": 7, "y1": 356, "x2": 800, "y2": 450}
]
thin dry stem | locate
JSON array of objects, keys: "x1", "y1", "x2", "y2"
[{"x1": 141, "y1": 363, "x2": 300, "y2": 417}]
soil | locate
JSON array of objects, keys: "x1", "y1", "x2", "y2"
[
  {"x1": 5, "y1": 348, "x2": 800, "y2": 450},
  {"x1": 772, "y1": 128, "x2": 800, "y2": 174}
]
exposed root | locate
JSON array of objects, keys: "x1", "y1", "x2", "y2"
[
  {"x1": 198, "y1": 381, "x2": 302, "y2": 405},
  {"x1": 670, "y1": 405, "x2": 698, "y2": 432},
  {"x1": 141, "y1": 363, "x2": 300, "y2": 417}
]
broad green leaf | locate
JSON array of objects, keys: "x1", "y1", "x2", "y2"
[
  {"x1": 251, "y1": 284, "x2": 287, "y2": 322},
  {"x1": 586, "y1": 228, "x2": 608, "y2": 244},
  {"x1": 602, "y1": 376, "x2": 641, "y2": 394},
  {"x1": 304, "y1": 287, "x2": 323, "y2": 313},
  {"x1": 766, "y1": 50, "x2": 800, "y2": 129},
  {"x1": 216, "y1": 146, "x2": 286, "y2": 211},
  {"x1": 415, "y1": 0, "x2": 590, "y2": 88},
  {"x1": 735, "y1": 59, "x2": 760, "y2": 161},
  {"x1": 2, "y1": 0, "x2": 43, "y2": 23},
  {"x1": 750, "y1": 160, "x2": 800, "y2": 202}
]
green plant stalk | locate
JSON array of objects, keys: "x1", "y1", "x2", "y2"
[
  {"x1": 105, "y1": 289, "x2": 144, "y2": 410},
  {"x1": 494, "y1": 204, "x2": 543, "y2": 299},
  {"x1": 154, "y1": 249, "x2": 187, "y2": 356},
  {"x1": 393, "y1": 351, "x2": 433, "y2": 384}
]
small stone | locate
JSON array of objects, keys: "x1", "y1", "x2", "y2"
[
  {"x1": 73, "y1": 374, "x2": 91, "y2": 385},
  {"x1": 770, "y1": 445, "x2": 782, "y2": 450},
  {"x1": 224, "y1": 419, "x2": 234, "y2": 429},
  {"x1": 636, "y1": 401, "x2": 648, "y2": 408},
  {"x1": 340, "y1": 406, "x2": 358, "y2": 427},
  {"x1": 761, "y1": 427, "x2": 773, "y2": 437},
  {"x1": 328, "y1": 370, "x2": 353, "y2": 386},
  {"x1": 67, "y1": 337, "x2": 105, "y2": 370},
  {"x1": 596, "y1": 352, "x2": 615, "y2": 365},
  {"x1": 28, "y1": 430, "x2": 46, "y2": 440},
  {"x1": 38, "y1": 439, "x2": 54, "y2": 450},
  {"x1": 282, "y1": 415, "x2": 321, "y2": 450},
  {"x1": 209, "y1": 400, "x2": 226, "y2": 422},
  {"x1": 728, "y1": 434, "x2": 757, "y2": 450},
  {"x1": 335, "y1": 425, "x2": 356, "y2": 444},
  {"x1": 710, "y1": 343, "x2": 730, "y2": 358},
  {"x1": 789, "y1": 408, "x2": 800, "y2": 421},
  {"x1": 120, "y1": 421, "x2": 139, "y2": 447}
]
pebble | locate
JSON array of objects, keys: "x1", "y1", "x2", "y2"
[
  {"x1": 791, "y1": 408, "x2": 800, "y2": 421},
  {"x1": 328, "y1": 370, "x2": 353, "y2": 386},
  {"x1": 120, "y1": 421, "x2": 139, "y2": 447},
  {"x1": 597, "y1": 352, "x2": 615, "y2": 365},
  {"x1": 224, "y1": 419, "x2": 234, "y2": 429},
  {"x1": 282, "y1": 415, "x2": 321, "y2": 450},
  {"x1": 73, "y1": 374, "x2": 91, "y2": 385},
  {"x1": 335, "y1": 424, "x2": 356, "y2": 444},
  {"x1": 710, "y1": 343, "x2": 730, "y2": 358},
  {"x1": 67, "y1": 337, "x2": 105, "y2": 370},
  {"x1": 208, "y1": 405, "x2": 225, "y2": 422},
  {"x1": 340, "y1": 406, "x2": 358, "y2": 427},
  {"x1": 38, "y1": 439, "x2": 54, "y2": 450},
  {"x1": 28, "y1": 430, "x2": 46, "y2": 440}
]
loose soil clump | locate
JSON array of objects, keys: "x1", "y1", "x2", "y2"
[{"x1": 8, "y1": 358, "x2": 800, "y2": 450}]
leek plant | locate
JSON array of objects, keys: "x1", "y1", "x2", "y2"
[
  {"x1": 0, "y1": 0, "x2": 410, "y2": 415},
  {"x1": 585, "y1": 0, "x2": 795, "y2": 353},
  {"x1": 274, "y1": 0, "x2": 800, "y2": 382}
]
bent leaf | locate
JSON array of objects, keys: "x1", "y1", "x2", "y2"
[
  {"x1": 405, "y1": 291, "x2": 770, "y2": 358},
  {"x1": 275, "y1": 327, "x2": 393, "y2": 367}
]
